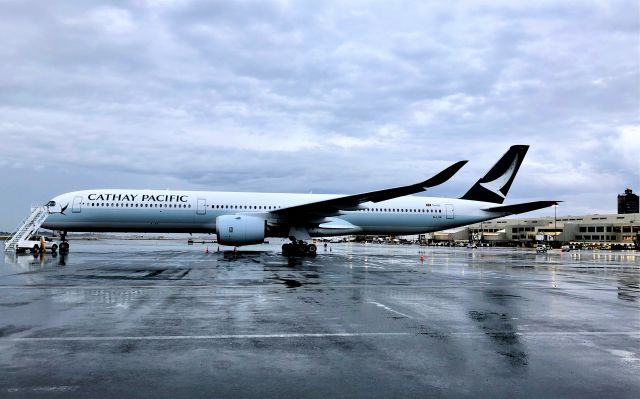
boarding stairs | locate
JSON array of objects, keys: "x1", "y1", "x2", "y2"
[{"x1": 4, "y1": 205, "x2": 50, "y2": 252}]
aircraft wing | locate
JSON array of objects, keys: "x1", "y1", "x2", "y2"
[
  {"x1": 483, "y1": 200, "x2": 560, "y2": 215},
  {"x1": 271, "y1": 160, "x2": 468, "y2": 218}
]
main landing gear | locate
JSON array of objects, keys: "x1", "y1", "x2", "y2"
[
  {"x1": 59, "y1": 231, "x2": 70, "y2": 253},
  {"x1": 282, "y1": 240, "x2": 317, "y2": 257}
]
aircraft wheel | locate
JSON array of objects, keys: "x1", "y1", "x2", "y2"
[
  {"x1": 59, "y1": 242, "x2": 70, "y2": 253},
  {"x1": 297, "y1": 242, "x2": 308, "y2": 254},
  {"x1": 307, "y1": 244, "x2": 317, "y2": 255},
  {"x1": 282, "y1": 243, "x2": 292, "y2": 256},
  {"x1": 51, "y1": 244, "x2": 58, "y2": 252}
]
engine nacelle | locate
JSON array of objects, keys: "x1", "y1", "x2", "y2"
[{"x1": 216, "y1": 215, "x2": 266, "y2": 246}]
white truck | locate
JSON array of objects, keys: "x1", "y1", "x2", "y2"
[{"x1": 16, "y1": 236, "x2": 59, "y2": 254}]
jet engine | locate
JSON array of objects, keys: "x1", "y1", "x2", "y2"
[{"x1": 216, "y1": 215, "x2": 266, "y2": 246}]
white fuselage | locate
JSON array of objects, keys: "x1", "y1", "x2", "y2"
[{"x1": 42, "y1": 189, "x2": 504, "y2": 238}]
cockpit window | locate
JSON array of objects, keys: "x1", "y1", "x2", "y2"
[{"x1": 47, "y1": 201, "x2": 56, "y2": 207}]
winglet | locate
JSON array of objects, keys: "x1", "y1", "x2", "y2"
[{"x1": 421, "y1": 160, "x2": 468, "y2": 188}]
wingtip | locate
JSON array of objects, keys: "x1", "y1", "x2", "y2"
[{"x1": 422, "y1": 159, "x2": 468, "y2": 188}]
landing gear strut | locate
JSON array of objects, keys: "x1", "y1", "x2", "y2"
[
  {"x1": 282, "y1": 239, "x2": 317, "y2": 257},
  {"x1": 59, "y1": 231, "x2": 69, "y2": 253}
]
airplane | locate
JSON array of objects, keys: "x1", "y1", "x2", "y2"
[{"x1": 37, "y1": 145, "x2": 557, "y2": 255}]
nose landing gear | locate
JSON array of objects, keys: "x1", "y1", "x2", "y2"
[
  {"x1": 282, "y1": 240, "x2": 317, "y2": 257},
  {"x1": 59, "y1": 232, "x2": 70, "y2": 253}
]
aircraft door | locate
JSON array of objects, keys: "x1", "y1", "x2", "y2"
[
  {"x1": 72, "y1": 196, "x2": 82, "y2": 213},
  {"x1": 196, "y1": 198, "x2": 207, "y2": 215},
  {"x1": 445, "y1": 203, "x2": 454, "y2": 219}
]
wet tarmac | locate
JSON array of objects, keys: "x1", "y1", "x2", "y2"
[{"x1": 0, "y1": 240, "x2": 639, "y2": 398}]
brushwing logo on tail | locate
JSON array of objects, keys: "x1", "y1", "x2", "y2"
[
  {"x1": 459, "y1": 145, "x2": 529, "y2": 204},
  {"x1": 478, "y1": 155, "x2": 519, "y2": 199}
]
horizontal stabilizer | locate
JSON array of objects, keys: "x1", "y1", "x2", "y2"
[{"x1": 483, "y1": 201, "x2": 560, "y2": 215}]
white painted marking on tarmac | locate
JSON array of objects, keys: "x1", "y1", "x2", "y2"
[
  {"x1": 368, "y1": 301, "x2": 413, "y2": 319},
  {"x1": 0, "y1": 285, "x2": 624, "y2": 290},
  {"x1": 1, "y1": 331, "x2": 637, "y2": 343},
  {"x1": 1, "y1": 332, "x2": 412, "y2": 342},
  {"x1": 5, "y1": 385, "x2": 79, "y2": 393}
]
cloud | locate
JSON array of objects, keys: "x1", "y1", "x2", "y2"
[{"x1": 0, "y1": 0, "x2": 638, "y2": 229}]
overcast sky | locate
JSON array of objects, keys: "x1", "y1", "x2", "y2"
[{"x1": 0, "y1": 0, "x2": 638, "y2": 231}]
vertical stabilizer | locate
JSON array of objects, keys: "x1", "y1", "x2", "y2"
[{"x1": 460, "y1": 145, "x2": 529, "y2": 204}]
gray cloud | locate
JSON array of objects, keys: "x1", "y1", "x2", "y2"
[{"x1": 0, "y1": 0, "x2": 638, "y2": 229}]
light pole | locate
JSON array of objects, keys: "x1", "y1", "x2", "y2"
[{"x1": 553, "y1": 203, "x2": 558, "y2": 247}]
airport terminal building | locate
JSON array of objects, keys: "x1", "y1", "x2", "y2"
[{"x1": 435, "y1": 213, "x2": 640, "y2": 247}]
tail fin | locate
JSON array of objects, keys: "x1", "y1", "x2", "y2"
[{"x1": 460, "y1": 145, "x2": 529, "y2": 204}]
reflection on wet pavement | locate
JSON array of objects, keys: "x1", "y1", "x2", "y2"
[{"x1": 0, "y1": 240, "x2": 638, "y2": 399}]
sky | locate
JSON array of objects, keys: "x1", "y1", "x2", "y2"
[{"x1": 0, "y1": 0, "x2": 638, "y2": 231}]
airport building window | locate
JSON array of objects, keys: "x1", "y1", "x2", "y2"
[
  {"x1": 596, "y1": 226, "x2": 604, "y2": 232},
  {"x1": 576, "y1": 235, "x2": 582, "y2": 240},
  {"x1": 606, "y1": 226, "x2": 612, "y2": 232},
  {"x1": 588, "y1": 226, "x2": 595, "y2": 232}
]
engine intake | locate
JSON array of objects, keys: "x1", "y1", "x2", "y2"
[{"x1": 216, "y1": 215, "x2": 266, "y2": 246}]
